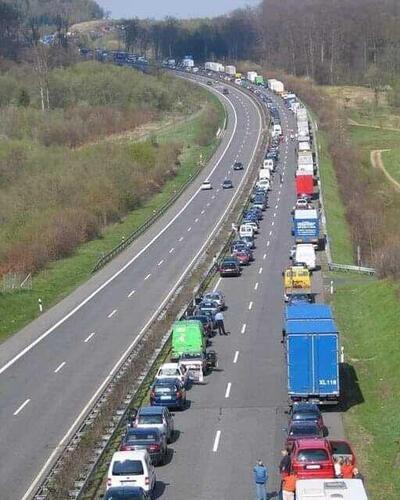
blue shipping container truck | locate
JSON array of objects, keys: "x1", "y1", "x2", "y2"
[
  {"x1": 293, "y1": 209, "x2": 321, "y2": 247},
  {"x1": 285, "y1": 304, "x2": 334, "y2": 322},
  {"x1": 286, "y1": 319, "x2": 340, "y2": 404}
]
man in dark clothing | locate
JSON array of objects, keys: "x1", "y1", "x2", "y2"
[{"x1": 279, "y1": 449, "x2": 291, "y2": 477}]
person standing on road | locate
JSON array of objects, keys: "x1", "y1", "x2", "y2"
[
  {"x1": 215, "y1": 310, "x2": 227, "y2": 335},
  {"x1": 281, "y1": 471, "x2": 297, "y2": 500},
  {"x1": 253, "y1": 460, "x2": 268, "y2": 500},
  {"x1": 279, "y1": 449, "x2": 291, "y2": 477}
]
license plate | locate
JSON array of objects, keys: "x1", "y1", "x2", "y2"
[
  {"x1": 121, "y1": 479, "x2": 136, "y2": 484},
  {"x1": 306, "y1": 464, "x2": 321, "y2": 470},
  {"x1": 160, "y1": 395, "x2": 171, "y2": 400}
]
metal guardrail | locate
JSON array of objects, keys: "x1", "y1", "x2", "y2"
[{"x1": 328, "y1": 263, "x2": 376, "y2": 275}]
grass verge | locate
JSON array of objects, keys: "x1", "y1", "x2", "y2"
[
  {"x1": 318, "y1": 132, "x2": 354, "y2": 264},
  {"x1": 381, "y1": 148, "x2": 400, "y2": 184},
  {"x1": 0, "y1": 94, "x2": 225, "y2": 342},
  {"x1": 332, "y1": 277, "x2": 399, "y2": 500}
]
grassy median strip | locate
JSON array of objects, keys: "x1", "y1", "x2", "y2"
[
  {"x1": 332, "y1": 277, "x2": 399, "y2": 500},
  {"x1": 0, "y1": 94, "x2": 224, "y2": 342}
]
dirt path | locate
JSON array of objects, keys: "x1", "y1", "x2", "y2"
[
  {"x1": 348, "y1": 118, "x2": 400, "y2": 132},
  {"x1": 370, "y1": 149, "x2": 400, "y2": 192}
]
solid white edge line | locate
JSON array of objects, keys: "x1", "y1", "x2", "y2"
[
  {"x1": 21, "y1": 81, "x2": 263, "y2": 500},
  {"x1": 233, "y1": 351, "x2": 239, "y2": 364},
  {"x1": 13, "y1": 398, "x2": 31, "y2": 416},
  {"x1": 225, "y1": 382, "x2": 232, "y2": 398},
  {"x1": 84, "y1": 332, "x2": 96, "y2": 343},
  {"x1": 54, "y1": 361, "x2": 66, "y2": 374},
  {"x1": 212, "y1": 430, "x2": 222, "y2": 452},
  {"x1": 0, "y1": 85, "x2": 241, "y2": 380}
]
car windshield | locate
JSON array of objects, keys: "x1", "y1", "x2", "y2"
[
  {"x1": 125, "y1": 431, "x2": 157, "y2": 444},
  {"x1": 159, "y1": 368, "x2": 180, "y2": 376},
  {"x1": 153, "y1": 385, "x2": 174, "y2": 394},
  {"x1": 224, "y1": 263, "x2": 236, "y2": 269},
  {"x1": 138, "y1": 414, "x2": 162, "y2": 424},
  {"x1": 297, "y1": 449, "x2": 329, "y2": 462},
  {"x1": 290, "y1": 425, "x2": 318, "y2": 436},
  {"x1": 205, "y1": 294, "x2": 219, "y2": 301},
  {"x1": 112, "y1": 459, "x2": 144, "y2": 476}
]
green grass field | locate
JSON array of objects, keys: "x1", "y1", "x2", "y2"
[
  {"x1": 0, "y1": 96, "x2": 225, "y2": 342},
  {"x1": 318, "y1": 133, "x2": 354, "y2": 264},
  {"x1": 380, "y1": 148, "x2": 400, "y2": 184},
  {"x1": 332, "y1": 278, "x2": 400, "y2": 499}
]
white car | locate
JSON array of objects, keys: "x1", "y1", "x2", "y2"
[
  {"x1": 242, "y1": 220, "x2": 259, "y2": 233},
  {"x1": 107, "y1": 450, "x2": 156, "y2": 492},
  {"x1": 294, "y1": 244, "x2": 316, "y2": 271},
  {"x1": 155, "y1": 363, "x2": 189, "y2": 387},
  {"x1": 201, "y1": 180, "x2": 212, "y2": 190},
  {"x1": 256, "y1": 179, "x2": 270, "y2": 191}
]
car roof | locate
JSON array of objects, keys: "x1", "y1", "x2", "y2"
[
  {"x1": 112, "y1": 449, "x2": 148, "y2": 460},
  {"x1": 160, "y1": 363, "x2": 179, "y2": 369},
  {"x1": 138, "y1": 406, "x2": 165, "y2": 415}
]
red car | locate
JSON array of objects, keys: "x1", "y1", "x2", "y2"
[
  {"x1": 290, "y1": 438, "x2": 335, "y2": 479},
  {"x1": 232, "y1": 250, "x2": 250, "y2": 265}
]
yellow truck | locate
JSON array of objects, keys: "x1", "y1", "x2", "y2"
[{"x1": 283, "y1": 265, "x2": 312, "y2": 302}]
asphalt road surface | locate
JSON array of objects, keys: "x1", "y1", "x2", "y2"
[
  {"x1": 0, "y1": 76, "x2": 263, "y2": 499},
  {"x1": 154, "y1": 84, "x2": 345, "y2": 499}
]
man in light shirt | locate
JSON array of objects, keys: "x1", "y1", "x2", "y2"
[{"x1": 214, "y1": 310, "x2": 227, "y2": 335}]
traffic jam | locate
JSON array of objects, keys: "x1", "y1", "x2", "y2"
[{"x1": 102, "y1": 69, "x2": 367, "y2": 500}]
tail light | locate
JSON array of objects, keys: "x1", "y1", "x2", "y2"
[
  {"x1": 149, "y1": 444, "x2": 160, "y2": 452},
  {"x1": 145, "y1": 476, "x2": 150, "y2": 485}
]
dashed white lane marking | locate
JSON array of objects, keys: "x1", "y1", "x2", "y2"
[
  {"x1": 54, "y1": 361, "x2": 66, "y2": 374},
  {"x1": 14, "y1": 398, "x2": 31, "y2": 416},
  {"x1": 258, "y1": 267, "x2": 263, "y2": 274},
  {"x1": 206, "y1": 202, "x2": 210, "y2": 207},
  {"x1": 277, "y1": 197, "x2": 280, "y2": 202},
  {"x1": 169, "y1": 248, "x2": 174, "y2": 254},
  {"x1": 225, "y1": 382, "x2": 232, "y2": 398},
  {"x1": 216, "y1": 189, "x2": 220, "y2": 193},
  {"x1": 274, "y1": 212, "x2": 277, "y2": 217},
  {"x1": 158, "y1": 260, "x2": 164, "y2": 266},
  {"x1": 213, "y1": 430, "x2": 222, "y2": 452},
  {"x1": 248, "y1": 301, "x2": 253, "y2": 310},
  {"x1": 195, "y1": 218, "x2": 199, "y2": 223},
  {"x1": 84, "y1": 332, "x2": 96, "y2": 343},
  {"x1": 275, "y1": 204, "x2": 278, "y2": 209},
  {"x1": 241, "y1": 323, "x2": 246, "y2": 334},
  {"x1": 187, "y1": 227, "x2": 192, "y2": 232},
  {"x1": 233, "y1": 351, "x2": 240, "y2": 364},
  {"x1": 179, "y1": 236, "x2": 184, "y2": 242},
  {"x1": 263, "y1": 253, "x2": 267, "y2": 260},
  {"x1": 269, "y1": 230, "x2": 272, "y2": 236},
  {"x1": 213, "y1": 277, "x2": 222, "y2": 292},
  {"x1": 108, "y1": 309, "x2": 117, "y2": 318},
  {"x1": 254, "y1": 282, "x2": 259, "y2": 291},
  {"x1": 128, "y1": 289, "x2": 136, "y2": 298},
  {"x1": 278, "y1": 190, "x2": 281, "y2": 195},
  {"x1": 211, "y1": 195, "x2": 216, "y2": 200},
  {"x1": 201, "y1": 210, "x2": 205, "y2": 215},
  {"x1": 272, "y1": 221, "x2": 275, "y2": 226},
  {"x1": 267, "y1": 241, "x2": 270, "y2": 247}
]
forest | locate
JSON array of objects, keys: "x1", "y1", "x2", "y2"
[{"x1": 121, "y1": 0, "x2": 400, "y2": 85}]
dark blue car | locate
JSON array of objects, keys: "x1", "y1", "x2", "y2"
[
  {"x1": 104, "y1": 486, "x2": 150, "y2": 499},
  {"x1": 150, "y1": 379, "x2": 186, "y2": 410}
]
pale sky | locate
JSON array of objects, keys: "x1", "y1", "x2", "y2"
[{"x1": 96, "y1": 0, "x2": 260, "y2": 19}]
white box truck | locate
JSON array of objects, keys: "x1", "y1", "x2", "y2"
[
  {"x1": 247, "y1": 71, "x2": 258, "y2": 82},
  {"x1": 296, "y1": 479, "x2": 368, "y2": 500},
  {"x1": 226, "y1": 65, "x2": 236, "y2": 76}
]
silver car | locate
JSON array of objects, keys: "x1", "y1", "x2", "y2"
[
  {"x1": 203, "y1": 291, "x2": 226, "y2": 310},
  {"x1": 132, "y1": 406, "x2": 175, "y2": 443}
]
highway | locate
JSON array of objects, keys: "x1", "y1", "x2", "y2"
[
  {"x1": 0, "y1": 76, "x2": 263, "y2": 499},
  {"x1": 155, "y1": 84, "x2": 344, "y2": 499}
]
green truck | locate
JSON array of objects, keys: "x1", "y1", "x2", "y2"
[
  {"x1": 255, "y1": 75, "x2": 265, "y2": 85},
  {"x1": 171, "y1": 320, "x2": 205, "y2": 359}
]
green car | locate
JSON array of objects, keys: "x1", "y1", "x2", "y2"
[{"x1": 171, "y1": 320, "x2": 205, "y2": 359}]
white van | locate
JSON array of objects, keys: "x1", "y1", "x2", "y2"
[
  {"x1": 239, "y1": 223, "x2": 254, "y2": 238},
  {"x1": 272, "y1": 124, "x2": 282, "y2": 136},
  {"x1": 263, "y1": 158, "x2": 274, "y2": 171},
  {"x1": 295, "y1": 244, "x2": 316, "y2": 271},
  {"x1": 259, "y1": 169, "x2": 271, "y2": 181},
  {"x1": 296, "y1": 479, "x2": 368, "y2": 500},
  {"x1": 107, "y1": 450, "x2": 156, "y2": 493},
  {"x1": 298, "y1": 141, "x2": 311, "y2": 152}
]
